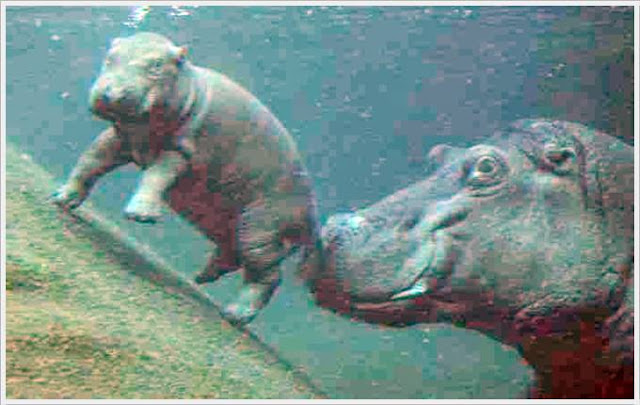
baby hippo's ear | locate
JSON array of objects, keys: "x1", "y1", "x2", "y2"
[{"x1": 174, "y1": 45, "x2": 188, "y2": 67}]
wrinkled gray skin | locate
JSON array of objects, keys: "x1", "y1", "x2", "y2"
[
  {"x1": 51, "y1": 33, "x2": 322, "y2": 325},
  {"x1": 316, "y1": 119, "x2": 633, "y2": 398}
]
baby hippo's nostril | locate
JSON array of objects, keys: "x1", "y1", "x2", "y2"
[
  {"x1": 96, "y1": 78, "x2": 127, "y2": 103},
  {"x1": 101, "y1": 89, "x2": 112, "y2": 105},
  {"x1": 105, "y1": 83, "x2": 125, "y2": 102}
]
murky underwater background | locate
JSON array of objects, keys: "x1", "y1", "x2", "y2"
[{"x1": 5, "y1": 5, "x2": 634, "y2": 398}]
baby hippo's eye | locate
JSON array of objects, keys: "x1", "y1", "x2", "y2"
[
  {"x1": 148, "y1": 59, "x2": 165, "y2": 76},
  {"x1": 104, "y1": 55, "x2": 117, "y2": 68}
]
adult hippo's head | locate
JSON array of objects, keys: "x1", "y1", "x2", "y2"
[
  {"x1": 88, "y1": 32, "x2": 189, "y2": 122},
  {"x1": 314, "y1": 119, "x2": 634, "y2": 398}
]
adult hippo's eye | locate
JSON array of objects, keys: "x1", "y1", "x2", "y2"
[
  {"x1": 476, "y1": 156, "x2": 498, "y2": 175},
  {"x1": 465, "y1": 154, "x2": 507, "y2": 192}
]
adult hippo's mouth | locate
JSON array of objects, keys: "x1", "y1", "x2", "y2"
[{"x1": 320, "y1": 192, "x2": 475, "y2": 325}]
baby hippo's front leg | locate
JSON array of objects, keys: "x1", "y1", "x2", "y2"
[
  {"x1": 52, "y1": 127, "x2": 128, "y2": 211},
  {"x1": 124, "y1": 150, "x2": 188, "y2": 223}
]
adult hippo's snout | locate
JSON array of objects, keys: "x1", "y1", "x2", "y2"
[{"x1": 315, "y1": 119, "x2": 634, "y2": 398}]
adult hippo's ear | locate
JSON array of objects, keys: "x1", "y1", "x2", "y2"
[{"x1": 426, "y1": 144, "x2": 465, "y2": 174}]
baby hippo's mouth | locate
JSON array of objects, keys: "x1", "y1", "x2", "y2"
[
  {"x1": 91, "y1": 99, "x2": 150, "y2": 123},
  {"x1": 89, "y1": 80, "x2": 158, "y2": 123}
]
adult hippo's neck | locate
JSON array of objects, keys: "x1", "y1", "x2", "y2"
[{"x1": 513, "y1": 298, "x2": 634, "y2": 398}]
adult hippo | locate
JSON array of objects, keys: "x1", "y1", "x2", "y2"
[
  {"x1": 315, "y1": 119, "x2": 634, "y2": 398},
  {"x1": 51, "y1": 32, "x2": 322, "y2": 325}
]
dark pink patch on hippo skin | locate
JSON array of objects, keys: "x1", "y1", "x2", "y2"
[
  {"x1": 511, "y1": 307, "x2": 634, "y2": 399},
  {"x1": 148, "y1": 104, "x2": 184, "y2": 156},
  {"x1": 313, "y1": 240, "x2": 354, "y2": 316},
  {"x1": 93, "y1": 98, "x2": 107, "y2": 115},
  {"x1": 168, "y1": 162, "x2": 241, "y2": 267},
  {"x1": 526, "y1": 321, "x2": 634, "y2": 399}
]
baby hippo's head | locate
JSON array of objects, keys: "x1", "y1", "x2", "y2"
[{"x1": 89, "y1": 32, "x2": 188, "y2": 122}]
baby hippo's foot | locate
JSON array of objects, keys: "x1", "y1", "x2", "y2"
[
  {"x1": 194, "y1": 261, "x2": 238, "y2": 284},
  {"x1": 50, "y1": 181, "x2": 87, "y2": 210},
  {"x1": 124, "y1": 194, "x2": 164, "y2": 223},
  {"x1": 222, "y1": 273, "x2": 281, "y2": 325}
]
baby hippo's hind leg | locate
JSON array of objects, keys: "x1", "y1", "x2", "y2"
[
  {"x1": 192, "y1": 208, "x2": 242, "y2": 284},
  {"x1": 194, "y1": 237, "x2": 241, "y2": 284},
  {"x1": 222, "y1": 205, "x2": 288, "y2": 325}
]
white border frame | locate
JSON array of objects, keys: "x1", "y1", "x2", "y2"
[{"x1": 1, "y1": 1, "x2": 638, "y2": 404}]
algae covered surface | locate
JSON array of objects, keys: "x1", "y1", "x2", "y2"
[{"x1": 4, "y1": 143, "x2": 319, "y2": 399}]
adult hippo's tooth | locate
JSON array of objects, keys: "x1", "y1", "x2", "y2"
[
  {"x1": 391, "y1": 229, "x2": 453, "y2": 301},
  {"x1": 391, "y1": 278, "x2": 427, "y2": 300}
]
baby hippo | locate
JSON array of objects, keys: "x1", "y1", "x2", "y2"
[{"x1": 52, "y1": 32, "x2": 322, "y2": 325}]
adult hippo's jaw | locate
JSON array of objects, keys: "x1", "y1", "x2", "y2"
[{"x1": 315, "y1": 119, "x2": 634, "y2": 398}]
